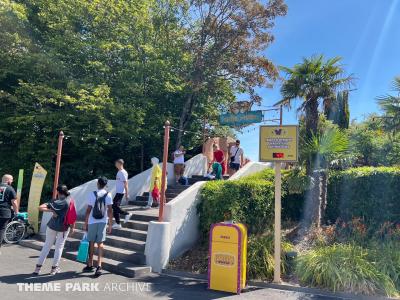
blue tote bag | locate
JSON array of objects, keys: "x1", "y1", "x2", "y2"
[{"x1": 76, "y1": 233, "x2": 89, "y2": 263}]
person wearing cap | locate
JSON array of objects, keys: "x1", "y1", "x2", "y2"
[
  {"x1": 83, "y1": 177, "x2": 113, "y2": 277},
  {"x1": 112, "y1": 159, "x2": 131, "y2": 229}
]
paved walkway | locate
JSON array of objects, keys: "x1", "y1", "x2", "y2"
[{"x1": 0, "y1": 245, "x2": 358, "y2": 300}]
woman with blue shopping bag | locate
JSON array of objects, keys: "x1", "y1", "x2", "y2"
[{"x1": 34, "y1": 184, "x2": 77, "y2": 275}]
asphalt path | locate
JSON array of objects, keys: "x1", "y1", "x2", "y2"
[{"x1": 0, "y1": 244, "x2": 363, "y2": 300}]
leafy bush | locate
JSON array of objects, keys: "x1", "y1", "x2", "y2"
[
  {"x1": 198, "y1": 179, "x2": 275, "y2": 237},
  {"x1": 247, "y1": 233, "x2": 293, "y2": 280},
  {"x1": 296, "y1": 244, "x2": 397, "y2": 297},
  {"x1": 326, "y1": 167, "x2": 400, "y2": 225},
  {"x1": 369, "y1": 241, "x2": 400, "y2": 290}
]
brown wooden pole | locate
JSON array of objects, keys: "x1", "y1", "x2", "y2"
[
  {"x1": 52, "y1": 131, "x2": 64, "y2": 199},
  {"x1": 159, "y1": 121, "x2": 171, "y2": 222}
]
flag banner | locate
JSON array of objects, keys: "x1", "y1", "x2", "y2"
[
  {"x1": 16, "y1": 169, "x2": 24, "y2": 210},
  {"x1": 27, "y1": 163, "x2": 47, "y2": 233}
]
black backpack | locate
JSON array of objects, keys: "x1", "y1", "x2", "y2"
[{"x1": 92, "y1": 191, "x2": 107, "y2": 219}]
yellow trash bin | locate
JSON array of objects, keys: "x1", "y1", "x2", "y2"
[{"x1": 208, "y1": 222, "x2": 247, "y2": 294}]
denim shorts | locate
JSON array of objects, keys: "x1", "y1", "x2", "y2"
[{"x1": 87, "y1": 222, "x2": 107, "y2": 243}]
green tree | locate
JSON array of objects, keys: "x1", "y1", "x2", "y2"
[
  {"x1": 279, "y1": 55, "x2": 352, "y2": 138},
  {"x1": 175, "y1": 0, "x2": 288, "y2": 146},
  {"x1": 377, "y1": 76, "x2": 400, "y2": 135},
  {"x1": 324, "y1": 90, "x2": 350, "y2": 129}
]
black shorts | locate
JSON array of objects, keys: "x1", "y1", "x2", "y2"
[{"x1": 229, "y1": 162, "x2": 240, "y2": 171}]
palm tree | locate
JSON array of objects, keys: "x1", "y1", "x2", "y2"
[
  {"x1": 278, "y1": 55, "x2": 352, "y2": 142},
  {"x1": 301, "y1": 127, "x2": 349, "y2": 228},
  {"x1": 377, "y1": 76, "x2": 400, "y2": 135}
]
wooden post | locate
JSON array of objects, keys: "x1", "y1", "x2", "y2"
[
  {"x1": 273, "y1": 106, "x2": 283, "y2": 283},
  {"x1": 159, "y1": 121, "x2": 171, "y2": 222},
  {"x1": 52, "y1": 131, "x2": 64, "y2": 200}
]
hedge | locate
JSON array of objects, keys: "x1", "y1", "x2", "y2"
[
  {"x1": 326, "y1": 167, "x2": 400, "y2": 225},
  {"x1": 198, "y1": 168, "x2": 305, "y2": 239},
  {"x1": 198, "y1": 179, "x2": 275, "y2": 237},
  {"x1": 199, "y1": 166, "x2": 400, "y2": 239}
]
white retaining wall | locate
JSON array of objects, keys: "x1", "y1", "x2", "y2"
[
  {"x1": 40, "y1": 154, "x2": 207, "y2": 234},
  {"x1": 144, "y1": 160, "x2": 272, "y2": 271}
]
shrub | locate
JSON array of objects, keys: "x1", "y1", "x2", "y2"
[
  {"x1": 368, "y1": 241, "x2": 400, "y2": 290},
  {"x1": 296, "y1": 244, "x2": 397, "y2": 297},
  {"x1": 198, "y1": 179, "x2": 275, "y2": 238},
  {"x1": 326, "y1": 167, "x2": 400, "y2": 225},
  {"x1": 247, "y1": 232, "x2": 293, "y2": 280}
]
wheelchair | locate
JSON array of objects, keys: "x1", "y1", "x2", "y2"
[{"x1": 4, "y1": 212, "x2": 35, "y2": 244}]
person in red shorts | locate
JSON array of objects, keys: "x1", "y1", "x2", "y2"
[{"x1": 212, "y1": 144, "x2": 226, "y2": 175}]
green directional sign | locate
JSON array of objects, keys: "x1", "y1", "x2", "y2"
[{"x1": 219, "y1": 110, "x2": 263, "y2": 127}]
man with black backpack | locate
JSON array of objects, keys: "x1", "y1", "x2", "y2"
[{"x1": 83, "y1": 177, "x2": 112, "y2": 277}]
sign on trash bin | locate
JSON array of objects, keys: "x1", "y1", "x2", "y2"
[{"x1": 208, "y1": 222, "x2": 247, "y2": 294}]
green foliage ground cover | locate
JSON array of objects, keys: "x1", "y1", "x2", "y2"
[
  {"x1": 295, "y1": 219, "x2": 400, "y2": 297},
  {"x1": 199, "y1": 166, "x2": 400, "y2": 287}
]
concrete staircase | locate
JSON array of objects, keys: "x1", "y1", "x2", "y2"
[
  {"x1": 129, "y1": 175, "x2": 213, "y2": 207},
  {"x1": 21, "y1": 207, "x2": 158, "y2": 278},
  {"x1": 21, "y1": 174, "x2": 228, "y2": 278}
]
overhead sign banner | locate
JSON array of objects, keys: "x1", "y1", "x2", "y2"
[
  {"x1": 27, "y1": 163, "x2": 47, "y2": 233},
  {"x1": 259, "y1": 125, "x2": 299, "y2": 162},
  {"x1": 219, "y1": 110, "x2": 263, "y2": 127}
]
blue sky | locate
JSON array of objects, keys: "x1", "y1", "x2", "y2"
[{"x1": 237, "y1": 0, "x2": 400, "y2": 161}]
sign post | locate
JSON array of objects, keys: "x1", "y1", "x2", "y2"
[
  {"x1": 52, "y1": 131, "x2": 64, "y2": 199},
  {"x1": 27, "y1": 163, "x2": 47, "y2": 233},
  {"x1": 259, "y1": 117, "x2": 298, "y2": 283},
  {"x1": 159, "y1": 121, "x2": 171, "y2": 222}
]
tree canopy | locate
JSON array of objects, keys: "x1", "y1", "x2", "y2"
[{"x1": 0, "y1": 0, "x2": 286, "y2": 199}]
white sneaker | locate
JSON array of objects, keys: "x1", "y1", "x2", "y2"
[
  {"x1": 124, "y1": 213, "x2": 132, "y2": 223},
  {"x1": 112, "y1": 223, "x2": 122, "y2": 229},
  {"x1": 50, "y1": 266, "x2": 60, "y2": 275},
  {"x1": 144, "y1": 205, "x2": 151, "y2": 210}
]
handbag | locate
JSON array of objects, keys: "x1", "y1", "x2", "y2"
[
  {"x1": 230, "y1": 148, "x2": 240, "y2": 163},
  {"x1": 76, "y1": 233, "x2": 89, "y2": 263}
]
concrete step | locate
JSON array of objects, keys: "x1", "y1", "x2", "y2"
[
  {"x1": 165, "y1": 192, "x2": 180, "y2": 198},
  {"x1": 64, "y1": 250, "x2": 150, "y2": 277},
  {"x1": 74, "y1": 222, "x2": 147, "y2": 241},
  {"x1": 135, "y1": 195, "x2": 149, "y2": 202},
  {"x1": 64, "y1": 237, "x2": 146, "y2": 264},
  {"x1": 20, "y1": 239, "x2": 151, "y2": 278},
  {"x1": 70, "y1": 229, "x2": 146, "y2": 252},
  {"x1": 124, "y1": 220, "x2": 149, "y2": 231},
  {"x1": 191, "y1": 175, "x2": 206, "y2": 179},
  {"x1": 188, "y1": 177, "x2": 209, "y2": 184},
  {"x1": 129, "y1": 200, "x2": 154, "y2": 207},
  {"x1": 120, "y1": 206, "x2": 159, "y2": 222}
]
